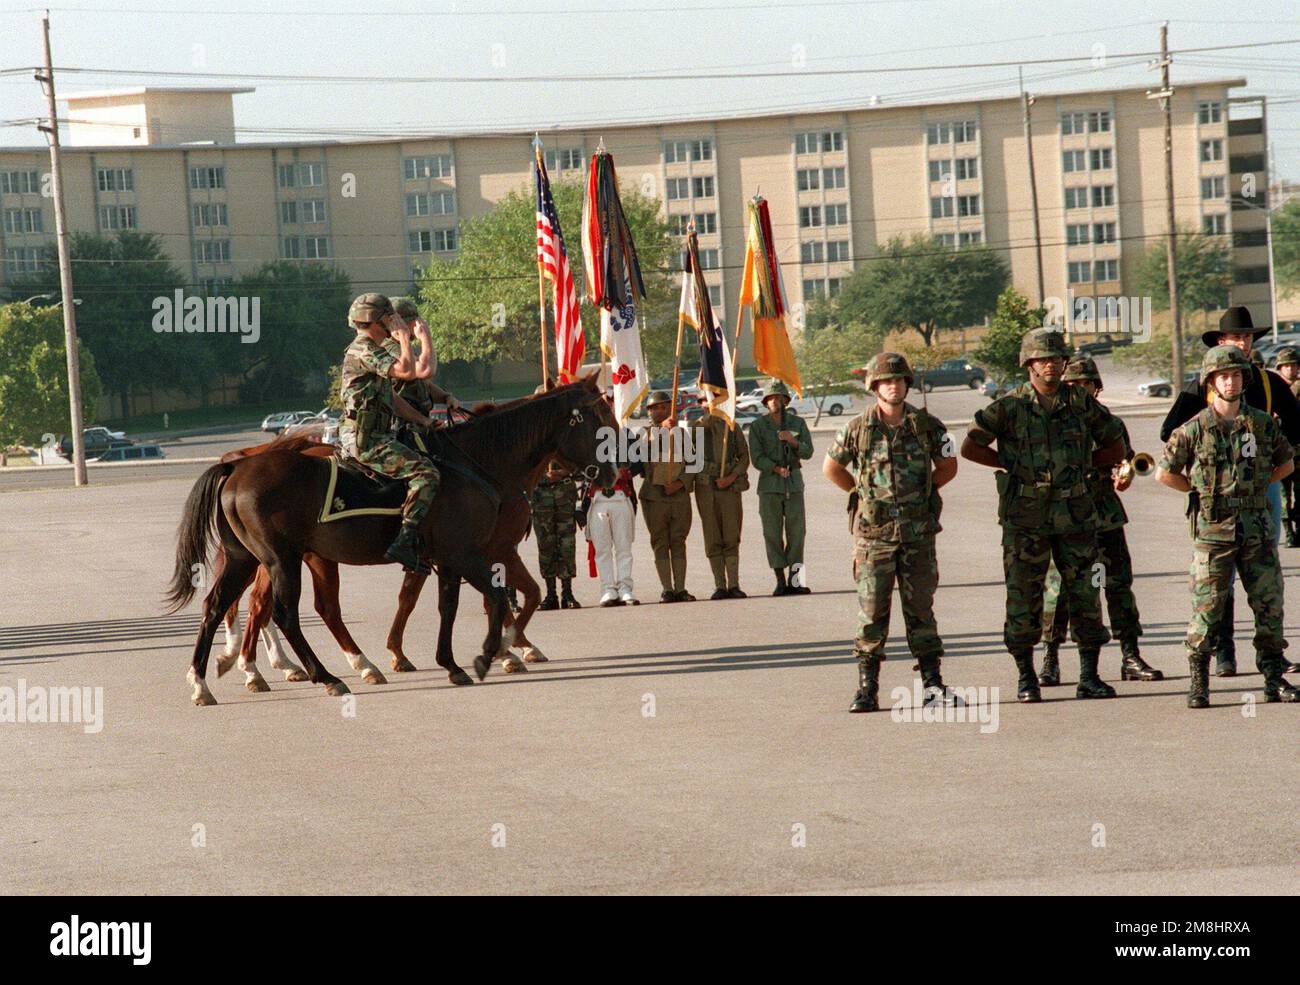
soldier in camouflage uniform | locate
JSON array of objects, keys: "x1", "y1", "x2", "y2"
[
  {"x1": 383, "y1": 297, "x2": 461, "y2": 455},
  {"x1": 337, "y1": 292, "x2": 442, "y2": 574},
  {"x1": 1039, "y1": 357, "x2": 1163, "y2": 686},
  {"x1": 690, "y1": 398, "x2": 751, "y2": 599},
  {"x1": 1274, "y1": 346, "x2": 1300, "y2": 548},
  {"x1": 825, "y1": 353, "x2": 958, "y2": 712},
  {"x1": 1155, "y1": 345, "x2": 1300, "y2": 707},
  {"x1": 532, "y1": 458, "x2": 581, "y2": 609},
  {"x1": 961, "y1": 328, "x2": 1127, "y2": 702}
]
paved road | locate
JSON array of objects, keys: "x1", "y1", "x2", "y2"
[{"x1": 1, "y1": 404, "x2": 1295, "y2": 895}]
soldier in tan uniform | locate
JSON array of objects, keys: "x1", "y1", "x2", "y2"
[
  {"x1": 690, "y1": 396, "x2": 751, "y2": 599},
  {"x1": 639, "y1": 390, "x2": 696, "y2": 603}
]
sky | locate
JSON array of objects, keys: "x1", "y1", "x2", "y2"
[{"x1": 1, "y1": 0, "x2": 1299, "y2": 179}]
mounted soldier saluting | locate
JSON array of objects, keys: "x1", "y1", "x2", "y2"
[{"x1": 338, "y1": 292, "x2": 442, "y2": 574}]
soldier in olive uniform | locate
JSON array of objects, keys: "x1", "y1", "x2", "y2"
[
  {"x1": 1039, "y1": 356, "x2": 1163, "y2": 686},
  {"x1": 748, "y1": 379, "x2": 815, "y2": 596},
  {"x1": 337, "y1": 293, "x2": 443, "y2": 574},
  {"x1": 690, "y1": 398, "x2": 751, "y2": 599},
  {"x1": 824, "y1": 353, "x2": 959, "y2": 712},
  {"x1": 1274, "y1": 346, "x2": 1300, "y2": 548},
  {"x1": 533, "y1": 457, "x2": 581, "y2": 610},
  {"x1": 639, "y1": 390, "x2": 696, "y2": 603},
  {"x1": 383, "y1": 297, "x2": 461, "y2": 455},
  {"x1": 961, "y1": 329, "x2": 1127, "y2": 702},
  {"x1": 1155, "y1": 345, "x2": 1300, "y2": 707}
]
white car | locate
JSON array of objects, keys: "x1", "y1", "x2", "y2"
[
  {"x1": 261, "y1": 410, "x2": 315, "y2": 434},
  {"x1": 737, "y1": 392, "x2": 851, "y2": 417}
]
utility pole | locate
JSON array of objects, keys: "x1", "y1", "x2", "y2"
[
  {"x1": 36, "y1": 11, "x2": 88, "y2": 486},
  {"x1": 1263, "y1": 99, "x2": 1280, "y2": 344},
  {"x1": 1020, "y1": 67, "x2": 1046, "y2": 310},
  {"x1": 1148, "y1": 21, "x2": 1182, "y2": 391}
]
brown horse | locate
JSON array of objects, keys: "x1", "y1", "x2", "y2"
[{"x1": 166, "y1": 378, "x2": 614, "y2": 705}]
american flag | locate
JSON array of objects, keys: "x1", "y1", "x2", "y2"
[{"x1": 534, "y1": 147, "x2": 584, "y2": 381}]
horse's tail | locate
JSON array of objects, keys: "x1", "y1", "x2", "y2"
[{"x1": 164, "y1": 461, "x2": 233, "y2": 613}]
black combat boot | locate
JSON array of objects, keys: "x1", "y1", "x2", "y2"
[
  {"x1": 539, "y1": 577, "x2": 559, "y2": 611},
  {"x1": 1214, "y1": 600, "x2": 1237, "y2": 676},
  {"x1": 788, "y1": 567, "x2": 811, "y2": 595},
  {"x1": 1038, "y1": 641, "x2": 1061, "y2": 686},
  {"x1": 1011, "y1": 649, "x2": 1041, "y2": 703},
  {"x1": 1261, "y1": 655, "x2": 1300, "y2": 703},
  {"x1": 849, "y1": 656, "x2": 880, "y2": 713},
  {"x1": 1287, "y1": 520, "x2": 1300, "y2": 549},
  {"x1": 1076, "y1": 647, "x2": 1116, "y2": 698},
  {"x1": 559, "y1": 579, "x2": 581, "y2": 609},
  {"x1": 1119, "y1": 636, "x2": 1163, "y2": 681},
  {"x1": 1187, "y1": 654, "x2": 1211, "y2": 709},
  {"x1": 772, "y1": 568, "x2": 790, "y2": 597},
  {"x1": 384, "y1": 522, "x2": 431, "y2": 575},
  {"x1": 918, "y1": 653, "x2": 956, "y2": 707}
]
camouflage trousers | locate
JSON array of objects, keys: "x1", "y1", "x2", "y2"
[
  {"x1": 1002, "y1": 528, "x2": 1109, "y2": 650},
  {"x1": 852, "y1": 536, "x2": 943, "y2": 661},
  {"x1": 1043, "y1": 527, "x2": 1142, "y2": 644},
  {"x1": 531, "y1": 479, "x2": 578, "y2": 579},
  {"x1": 342, "y1": 424, "x2": 440, "y2": 526},
  {"x1": 1186, "y1": 536, "x2": 1287, "y2": 657}
]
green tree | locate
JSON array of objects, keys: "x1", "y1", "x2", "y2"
[
  {"x1": 972, "y1": 287, "x2": 1043, "y2": 386},
  {"x1": 0, "y1": 302, "x2": 102, "y2": 452},
  {"x1": 836, "y1": 235, "x2": 1009, "y2": 346},
  {"x1": 417, "y1": 178, "x2": 676, "y2": 384},
  {"x1": 1273, "y1": 198, "x2": 1300, "y2": 298},
  {"x1": 794, "y1": 321, "x2": 877, "y2": 424},
  {"x1": 1135, "y1": 228, "x2": 1231, "y2": 314}
]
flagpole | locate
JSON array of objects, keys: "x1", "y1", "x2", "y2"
[
  {"x1": 720, "y1": 297, "x2": 745, "y2": 475},
  {"x1": 533, "y1": 135, "x2": 551, "y2": 386}
]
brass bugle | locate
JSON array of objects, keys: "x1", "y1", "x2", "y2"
[{"x1": 1131, "y1": 452, "x2": 1155, "y2": 476}]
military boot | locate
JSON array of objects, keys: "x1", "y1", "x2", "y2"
[
  {"x1": 1261, "y1": 655, "x2": 1300, "y2": 703},
  {"x1": 1187, "y1": 654, "x2": 1211, "y2": 709},
  {"x1": 1214, "y1": 599, "x2": 1237, "y2": 676},
  {"x1": 918, "y1": 653, "x2": 957, "y2": 707},
  {"x1": 708, "y1": 556, "x2": 728, "y2": 600},
  {"x1": 384, "y1": 522, "x2": 431, "y2": 576},
  {"x1": 1119, "y1": 636, "x2": 1163, "y2": 681},
  {"x1": 1011, "y1": 649, "x2": 1041, "y2": 703},
  {"x1": 849, "y1": 655, "x2": 880, "y2": 713},
  {"x1": 1286, "y1": 519, "x2": 1300, "y2": 549},
  {"x1": 1076, "y1": 647, "x2": 1116, "y2": 698},
  {"x1": 539, "y1": 577, "x2": 559, "y2": 611},
  {"x1": 559, "y1": 579, "x2": 581, "y2": 609},
  {"x1": 772, "y1": 568, "x2": 790, "y2": 597},
  {"x1": 1038, "y1": 641, "x2": 1061, "y2": 686}
]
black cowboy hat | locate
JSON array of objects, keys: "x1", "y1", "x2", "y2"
[{"x1": 1202, "y1": 305, "x2": 1271, "y2": 347}]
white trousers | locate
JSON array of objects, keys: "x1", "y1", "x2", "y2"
[{"x1": 588, "y1": 492, "x2": 635, "y2": 595}]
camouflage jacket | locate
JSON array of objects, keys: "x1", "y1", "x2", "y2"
[
  {"x1": 1158, "y1": 405, "x2": 1293, "y2": 544},
  {"x1": 828, "y1": 401, "x2": 947, "y2": 543},
  {"x1": 381, "y1": 337, "x2": 434, "y2": 415},
  {"x1": 690, "y1": 413, "x2": 751, "y2": 491},
  {"x1": 338, "y1": 335, "x2": 396, "y2": 452},
  {"x1": 969, "y1": 382, "x2": 1125, "y2": 533},
  {"x1": 1086, "y1": 418, "x2": 1134, "y2": 532}
]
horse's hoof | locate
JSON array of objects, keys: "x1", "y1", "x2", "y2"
[
  {"x1": 245, "y1": 675, "x2": 271, "y2": 694},
  {"x1": 502, "y1": 657, "x2": 527, "y2": 673},
  {"x1": 473, "y1": 655, "x2": 492, "y2": 681},
  {"x1": 449, "y1": 669, "x2": 474, "y2": 686},
  {"x1": 215, "y1": 653, "x2": 237, "y2": 678},
  {"x1": 361, "y1": 667, "x2": 387, "y2": 686},
  {"x1": 283, "y1": 668, "x2": 309, "y2": 683},
  {"x1": 191, "y1": 689, "x2": 217, "y2": 707},
  {"x1": 390, "y1": 655, "x2": 418, "y2": 673},
  {"x1": 522, "y1": 646, "x2": 548, "y2": 663},
  {"x1": 325, "y1": 681, "x2": 351, "y2": 697}
]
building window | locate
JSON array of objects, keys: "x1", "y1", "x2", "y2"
[
  {"x1": 823, "y1": 166, "x2": 846, "y2": 189},
  {"x1": 1203, "y1": 213, "x2": 1227, "y2": 235},
  {"x1": 796, "y1": 130, "x2": 843, "y2": 154},
  {"x1": 928, "y1": 160, "x2": 950, "y2": 183},
  {"x1": 280, "y1": 200, "x2": 298, "y2": 224},
  {"x1": 433, "y1": 228, "x2": 458, "y2": 252},
  {"x1": 199, "y1": 277, "x2": 232, "y2": 295},
  {"x1": 1090, "y1": 148, "x2": 1112, "y2": 171},
  {"x1": 406, "y1": 191, "x2": 454, "y2": 217},
  {"x1": 2, "y1": 208, "x2": 42, "y2": 234},
  {"x1": 666, "y1": 178, "x2": 689, "y2": 200},
  {"x1": 926, "y1": 122, "x2": 951, "y2": 145},
  {"x1": 99, "y1": 205, "x2": 137, "y2": 230},
  {"x1": 96, "y1": 167, "x2": 134, "y2": 192},
  {"x1": 408, "y1": 230, "x2": 432, "y2": 253},
  {"x1": 930, "y1": 196, "x2": 954, "y2": 219},
  {"x1": 189, "y1": 166, "x2": 225, "y2": 190},
  {"x1": 304, "y1": 237, "x2": 329, "y2": 259},
  {"x1": 954, "y1": 120, "x2": 977, "y2": 142},
  {"x1": 1068, "y1": 261, "x2": 1091, "y2": 284},
  {"x1": 194, "y1": 240, "x2": 231, "y2": 263},
  {"x1": 1091, "y1": 185, "x2": 1115, "y2": 207},
  {"x1": 694, "y1": 212, "x2": 716, "y2": 234},
  {"x1": 403, "y1": 155, "x2": 452, "y2": 179},
  {"x1": 191, "y1": 203, "x2": 228, "y2": 227},
  {"x1": 959, "y1": 231, "x2": 981, "y2": 245},
  {"x1": 828, "y1": 277, "x2": 843, "y2": 297},
  {"x1": 825, "y1": 203, "x2": 848, "y2": 226},
  {"x1": 708, "y1": 284, "x2": 721, "y2": 307},
  {"x1": 690, "y1": 139, "x2": 713, "y2": 161},
  {"x1": 301, "y1": 199, "x2": 326, "y2": 223},
  {"x1": 1060, "y1": 112, "x2": 1086, "y2": 135},
  {"x1": 1230, "y1": 153, "x2": 1265, "y2": 174},
  {"x1": 800, "y1": 241, "x2": 824, "y2": 264},
  {"x1": 0, "y1": 170, "x2": 41, "y2": 195},
  {"x1": 1093, "y1": 222, "x2": 1117, "y2": 244},
  {"x1": 1198, "y1": 101, "x2": 1223, "y2": 125},
  {"x1": 544, "y1": 148, "x2": 583, "y2": 172},
  {"x1": 299, "y1": 163, "x2": 323, "y2": 187},
  {"x1": 277, "y1": 163, "x2": 297, "y2": 188},
  {"x1": 282, "y1": 237, "x2": 302, "y2": 258},
  {"x1": 4, "y1": 246, "x2": 42, "y2": 274},
  {"x1": 1064, "y1": 188, "x2": 1088, "y2": 210},
  {"x1": 802, "y1": 279, "x2": 827, "y2": 299},
  {"x1": 1062, "y1": 150, "x2": 1085, "y2": 173},
  {"x1": 1200, "y1": 139, "x2": 1223, "y2": 163},
  {"x1": 663, "y1": 140, "x2": 688, "y2": 164},
  {"x1": 1232, "y1": 228, "x2": 1267, "y2": 247},
  {"x1": 697, "y1": 248, "x2": 719, "y2": 269},
  {"x1": 1087, "y1": 110, "x2": 1111, "y2": 133},
  {"x1": 826, "y1": 240, "x2": 850, "y2": 262},
  {"x1": 1095, "y1": 258, "x2": 1118, "y2": 282},
  {"x1": 692, "y1": 176, "x2": 715, "y2": 198},
  {"x1": 956, "y1": 194, "x2": 979, "y2": 217},
  {"x1": 1066, "y1": 224, "x2": 1090, "y2": 246},
  {"x1": 1201, "y1": 176, "x2": 1225, "y2": 199},
  {"x1": 797, "y1": 168, "x2": 821, "y2": 191},
  {"x1": 799, "y1": 205, "x2": 823, "y2": 228},
  {"x1": 933, "y1": 233, "x2": 956, "y2": 247},
  {"x1": 1233, "y1": 265, "x2": 1270, "y2": 285},
  {"x1": 954, "y1": 157, "x2": 977, "y2": 180}
]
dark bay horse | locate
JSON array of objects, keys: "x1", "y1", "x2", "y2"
[{"x1": 166, "y1": 377, "x2": 614, "y2": 705}]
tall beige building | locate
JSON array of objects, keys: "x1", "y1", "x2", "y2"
[{"x1": 0, "y1": 79, "x2": 1277, "y2": 399}]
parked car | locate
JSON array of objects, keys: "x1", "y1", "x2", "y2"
[
  {"x1": 916, "y1": 358, "x2": 986, "y2": 392},
  {"x1": 58, "y1": 426, "x2": 131, "y2": 458},
  {"x1": 1137, "y1": 371, "x2": 1199, "y2": 398},
  {"x1": 93, "y1": 443, "x2": 165, "y2": 462},
  {"x1": 261, "y1": 410, "x2": 315, "y2": 434},
  {"x1": 284, "y1": 409, "x2": 340, "y2": 436},
  {"x1": 1073, "y1": 333, "x2": 1133, "y2": 357}
]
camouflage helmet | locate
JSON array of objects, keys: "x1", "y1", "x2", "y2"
[
  {"x1": 1200, "y1": 344, "x2": 1252, "y2": 385},
  {"x1": 1274, "y1": 346, "x2": 1300, "y2": 368},
  {"x1": 646, "y1": 389, "x2": 672, "y2": 407},
  {"x1": 761, "y1": 379, "x2": 792, "y2": 403},
  {"x1": 1062, "y1": 355, "x2": 1102, "y2": 390},
  {"x1": 1018, "y1": 328, "x2": 1069, "y2": 367},
  {"x1": 391, "y1": 296, "x2": 420, "y2": 320},
  {"x1": 348, "y1": 292, "x2": 393, "y2": 327},
  {"x1": 863, "y1": 351, "x2": 913, "y2": 390}
]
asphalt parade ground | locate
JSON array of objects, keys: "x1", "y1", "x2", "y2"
[{"x1": 0, "y1": 408, "x2": 1296, "y2": 895}]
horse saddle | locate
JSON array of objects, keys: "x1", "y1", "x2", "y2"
[{"x1": 319, "y1": 455, "x2": 406, "y2": 523}]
